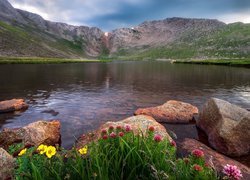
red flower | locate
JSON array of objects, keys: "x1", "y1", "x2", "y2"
[
  {"x1": 102, "y1": 135, "x2": 108, "y2": 140},
  {"x1": 205, "y1": 163, "x2": 210, "y2": 168},
  {"x1": 193, "y1": 164, "x2": 203, "y2": 171},
  {"x1": 109, "y1": 125, "x2": 114, "y2": 131},
  {"x1": 191, "y1": 149, "x2": 204, "y2": 158},
  {"x1": 154, "y1": 134, "x2": 162, "y2": 142},
  {"x1": 124, "y1": 124, "x2": 132, "y2": 132},
  {"x1": 116, "y1": 125, "x2": 122, "y2": 130},
  {"x1": 170, "y1": 140, "x2": 176, "y2": 147},
  {"x1": 148, "y1": 126, "x2": 155, "y2": 132},
  {"x1": 110, "y1": 132, "x2": 117, "y2": 138},
  {"x1": 118, "y1": 132, "x2": 124, "y2": 137},
  {"x1": 101, "y1": 129, "x2": 107, "y2": 134}
]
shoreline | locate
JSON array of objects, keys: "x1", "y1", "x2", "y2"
[
  {"x1": 0, "y1": 57, "x2": 111, "y2": 64},
  {"x1": 173, "y1": 59, "x2": 250, "y2": 67}
]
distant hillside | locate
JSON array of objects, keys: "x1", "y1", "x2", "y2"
[{"x1": 0, "y1": 0, "x2": 249, "y2": 59}]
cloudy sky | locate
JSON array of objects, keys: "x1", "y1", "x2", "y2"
[{"x1": 9, "y1": 0, "x2": 250, "y2": 31}]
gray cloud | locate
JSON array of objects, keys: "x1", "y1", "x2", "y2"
[{"x1": 9, "y1": 0, "x2": 250, "y2": 31}]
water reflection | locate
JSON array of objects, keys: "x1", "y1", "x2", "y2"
[{"x1": 0, "y1": 61, "x2": 249, "y2": 148}]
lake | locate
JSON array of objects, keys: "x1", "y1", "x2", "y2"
[{"x1": 0, "y1": 61, "x2": 249, "y2": 148}]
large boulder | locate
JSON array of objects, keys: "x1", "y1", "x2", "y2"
[
  {"x1": 134, "y1": 100, "x2": 198, "y2": 123},
  {"x1": 197, "y1": 98, "x2": 250, "y2": 157},
  {"x1": 0, "y1": 148, "x2": 15, "y2": 179},
  {"x1": 76, "y1": 115, "x2": 172, "y2": 148},
  {"x1": 0, "y1": 120, "x2": 61, "y2": 149},
  {"x1": 0, "y1": 99, "x2": 28, "y2": 113},
  {"x1": 180, "y1": 138, "x2": 250, "y2": 180}
]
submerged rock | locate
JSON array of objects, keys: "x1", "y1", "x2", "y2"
[
  {"x1": 0, "y1": 99, "x2": 28, "y2": 113},
  {"x1": 197, "y1": 98, "x2": 250, "y2": 157},
  {"x1": 180, "y1": 138, "x2": 250, "y2": 180},
  {"x1": 0, "y1": 120, "x2": 61, "y2": 149},
  {"x1": 0, "y1": 148, "x2": 15, "y2": 179},
  {"x1": 134, "y1": 100, "x2": 198, "y2": 123},
  {"x1": 76, "y1": 115, "x2": 172, "y2": 148}
]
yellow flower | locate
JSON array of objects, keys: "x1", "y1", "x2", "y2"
[
  {"x1": 78, "y1": 145, "x2": 88, "y2": 155},
  {"x1": 18, "y1": 148, "x2": 27, "y2": 156},
  {"x1": 46, "y1": 146, "x2": 56, "y2": 158},
  {"x1": 37, "y1": 144, "x2": 48, "y2": 154}
]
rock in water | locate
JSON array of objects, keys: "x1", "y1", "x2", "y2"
[
  {"x1": 134, "y1": 100, "x2": 198, "y2": 123},
  {"x1": 0, "y1": 148, "x2": 15, "y2": 179},
  {"x1": 0, "y1": 99, "x2": 28, "y2": 113},
  {"x1": 197, "y1": 98, "x2": 250, "y2": 157},
  {"x1": 0, "y1": 120, "x2": 61, "y2": 148},
  {"x1": 180, "y1": 138, "x2": 250, "y2": 180},
  {"x1": 76, "y1": 115, "x2": 172, "y2": 148}
]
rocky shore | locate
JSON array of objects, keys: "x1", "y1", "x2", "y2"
[{"x1": 0, "y1": 98, "x2": 249, "y2": 179}]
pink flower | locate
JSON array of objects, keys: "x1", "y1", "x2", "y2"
[
  {"x1": 191, "y1": 149, "x2": 204, "y2": 158},
  {"x1": 124, "y1": 124, "x2": 132, "y2": 132},
  {"x1": 148, "y1": 126, "x2": 155, "y2": 132},
  {"x1": 101, "y1": 129, "x2": 107, "y2": 134},
  {"x1": 223, "y1": 164, "x2": 243, "y2": 180},
  {"x1": 102, "y1": 135, "x2": 108, "y2": 140},
  {"x1": 116, "y1": 125, "x2": 122, "y2": 130},
  {"x1": 193, "y1": 164, "x2": 203, "y2": 171},
  {"x1": 154, "y1": 134, "x2": 162, "y2": 142},
  {"x1": 170, "y1": 140, "x2": 176, "y2": 147},
  {"x1": 109, "y1": 132, "x2": 117, "y2": 138},
  {"x1": 118, "y1": 132, "x2": 124, "y2": 137},
  {"x1": 109, "y1": 125, "x2": 114, "y2": 131}
]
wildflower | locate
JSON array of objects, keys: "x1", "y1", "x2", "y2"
[
  {"x1": 170, "y1": 140, "x2": 176, "y2": 147},
  {"x1": 37, "y1": 144, "x2": 48, "y2": 154},
  {"x1": 110, "y1": 132, "x2": 117, "y2": 138},
  {"x1": 191, "y1": 149, "x2": 204, "y2": 158},
  {"x1": 193, "y1": 164, "x2": 203, "y2": 172},
  {"x1": 223, "y1": 164, "x2": 243, "y2": 180},
  {"x1": 154, "y1": 134, "x2": 162, "y2": 142},
  {"x1": 205, "y1": 163, "x2": 210, "y2": 168},
  {"x1": 183, "y1": 158, "x2": 190, "y2": 164},
  {"x1": 116, "y1": 125, "x2": 122, "y2": 130},
  {"x1": 148, "y1": 126, "x2": 155, "y2": 132},
  {"x1": 18, "y1": 148, "x2": 27, "y2": 156},
  {"x1": 118, "y1": 132, "x2": 124, "y2": 137},
  {"x1": 124, "y1": 124, "x2": 132, "y2": 132},
  {"x1": 78, "y1": 146, "x2": 88, "y2": 155},
  {"x1": 109, "y1": 125, "x2": 114, "y2": 131},
  {"x1": 102, "y1": 134, "x2": 108, "y2": 140},
  {"x1": 101, "y1": 129, "x2": 107, "y2": 134},
  {"x1": 45, "y1": 146, "x2": 56, "y2": 158}
]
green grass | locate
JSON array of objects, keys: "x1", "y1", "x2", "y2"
[
  {"x1": 13, "y1": 126, "x2": 218, "y2": 180},
  {"x1": 0, "y1": 57, "x2": 109, "y2": 64},
  {"x1": 173, "y1": 59, "x2": 250, "y2": 67}
]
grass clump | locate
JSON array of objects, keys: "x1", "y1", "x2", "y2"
[{"x1": 14, "y1": 125, "x2": 218, "y2": 180}]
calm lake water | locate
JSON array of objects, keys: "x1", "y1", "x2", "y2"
[{"x1": 0, "y1": 61, "x2": 249, "y2": 148}]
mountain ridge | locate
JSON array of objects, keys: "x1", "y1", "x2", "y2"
[{"x1": 0, "y1": 0, "x2": 249, "y2": 59}]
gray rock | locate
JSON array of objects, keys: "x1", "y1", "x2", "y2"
[
  {"x1": 0, "y1": 0, "x2": 27, "y2": 24},
  {"x1": 0, "y1": 148, "x2": 15, "y2": 179},
  {"x1": 197, "y1": 98, "x2": 250, "y2": 157}
]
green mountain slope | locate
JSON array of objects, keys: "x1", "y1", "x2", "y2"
[{"x1": 0, "y1": 21, "x2": 85, "y2": 58}]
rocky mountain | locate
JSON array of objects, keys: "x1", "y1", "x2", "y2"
[{"x1": 0, "y1": 0, "x2": 249, "y2": 59}]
